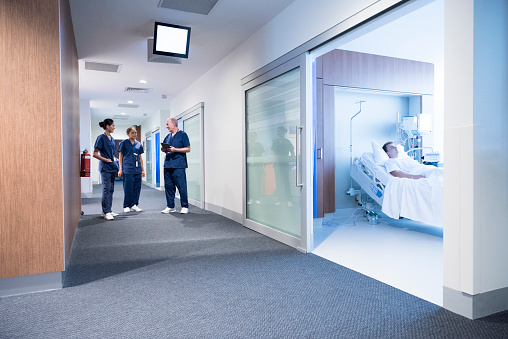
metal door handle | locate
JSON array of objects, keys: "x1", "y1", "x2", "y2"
[
  {"x1": 317, "y1": 148, "x2": 323, "y2": 159},
  {"x1": 296, "y1": 126, "x2": 303, "y2": 187}
]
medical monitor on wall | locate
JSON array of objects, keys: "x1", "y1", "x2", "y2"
[{"x1": 153, "y1": 22, "x2": 191, "y2": 58}]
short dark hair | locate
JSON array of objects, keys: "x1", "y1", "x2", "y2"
[
  {"x1": 99, "y1": 118, "x2": 114, "y2": 130},
  {"x1": 382, "y1": 141, "x2": 393, "y2": 153}
]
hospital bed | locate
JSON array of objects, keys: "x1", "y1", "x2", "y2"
[{"x1": 350, "y1": 152, "x2": 443, "y2": 227}]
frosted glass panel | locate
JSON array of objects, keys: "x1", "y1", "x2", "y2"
[
  {"x1": 182, "y1": 114, "x2": 201, "y2": 202},
  {"x1": 146, "y1": 136, "x2": 152, "y2": 185},
  {"x1": 245, "y1": 68, "x2": 301, "y2": 238}
]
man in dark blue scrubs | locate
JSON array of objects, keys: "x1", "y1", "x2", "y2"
[{"x1": 161, "y1": 117, "x2": 191, "y2": 214}]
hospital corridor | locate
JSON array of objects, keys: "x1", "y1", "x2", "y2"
[{"x1": 2, "y1": 0, "x2": 508, "y2": 334}]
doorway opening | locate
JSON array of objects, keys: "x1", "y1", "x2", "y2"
[
  {"x1": 310, "y1": 0, "x2": 444, "y2": 306},
  {"x1": 145, "y1": 129, "x2": 161, "y2": 188}
]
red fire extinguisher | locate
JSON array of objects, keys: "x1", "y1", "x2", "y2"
[{"x1": 80, "y1": 149, "x2": 91, "y2": 177}]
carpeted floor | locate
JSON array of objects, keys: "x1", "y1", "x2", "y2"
[{"x1": 0, "y1": 184, "x2": 507, "y2": 338}]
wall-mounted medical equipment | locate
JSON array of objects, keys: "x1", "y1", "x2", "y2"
[
  {"x1": 397, "y1": 112, "x2": 439, "y2": 163},
  {"x1": 402, "y1": 116, "x2": 418, "y2": 132},
  {"x1": 398, "y1": 113, "x2": 433, "y2": 135},
  {"x1": 418, "y1": 114, "x2": 433, "y2": 134}
]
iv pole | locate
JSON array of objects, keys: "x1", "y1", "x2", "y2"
[{"x1": 348, "y1": 100, "x2": 366, "y2": 193}]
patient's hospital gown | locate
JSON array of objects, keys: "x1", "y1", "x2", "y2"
[{"x1": 385, "y1": 157, "x2": 438, "y2": 177}]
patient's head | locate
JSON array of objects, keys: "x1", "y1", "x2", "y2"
[{"x1": 383, "y1": 141, "x2": 398, "y2": 158}]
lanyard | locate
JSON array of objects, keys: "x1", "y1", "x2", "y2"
[{"x1": 131, "y1": 140, "x2": 139, "y2": 167}]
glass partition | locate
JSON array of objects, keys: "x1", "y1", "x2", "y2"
[
  {"x1": 182, "y1": 114, "x2": 201, "y2": 202},
  {"x1": 145, "y1": 135, "x2": 152, "y2": 185},
  {"x1": 245, "y1": 68, "x2": 301, "y2": 238}
]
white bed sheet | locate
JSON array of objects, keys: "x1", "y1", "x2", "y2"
[{"x1": 360, "y1": 152, "x2": 444, "y2": 227}]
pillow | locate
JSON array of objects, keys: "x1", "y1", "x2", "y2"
[
  {"x1": 372, "y1": 140, "x2": 389, "y2": 165},
  {"x1": 396, "y1": 144, "x2": 409, "y2": 158}
]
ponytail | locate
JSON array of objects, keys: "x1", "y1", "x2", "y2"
[{"x1": 99, "y1": 118, "x2": 114, "y2": 130}]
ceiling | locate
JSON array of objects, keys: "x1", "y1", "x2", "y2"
[{"x1": 69, "y1": 0, "x2": 297, "y2": 125}]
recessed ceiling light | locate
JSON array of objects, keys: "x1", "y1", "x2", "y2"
[
  {"x1": 121, "y1": 112, "x2": 126, "y2": 115},
  {"x1": 139, "y1": 80, "x2": 147, "y2": 84},
  {"x1": 127, "y1": 100, "x2": 133, "y2": 104}
]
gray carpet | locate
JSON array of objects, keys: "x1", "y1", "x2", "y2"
[{"x1": 1, "y1": 184, "x2": 507, "y2": 338}]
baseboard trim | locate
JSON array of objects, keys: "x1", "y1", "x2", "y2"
[
  {"x1": 0, "y1": 272, "x2": 63, "y2": 298},
  {"x1": 81, "y1": 192, "x2": 92, "y2": 198},
  {"x1": 204, "y1": 202, "x2": 243, "y2": 224},
  {"x1": 443, "y1": 286, "x2": 508, "y2": 319}
]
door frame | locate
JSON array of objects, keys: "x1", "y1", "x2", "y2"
[{"x1": 144, "y1": 128, "x2": 160, "y2": 188}]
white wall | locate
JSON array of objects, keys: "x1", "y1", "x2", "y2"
[
  {"x1": 169, "y1": 0, "x2": 380, "y2": 215},
  {"x1": 472, "y1": 0, "x2": 508, "y2": 293},
  {"x1": 443, "y1": 0, "x2": 508, "y2": 318},
  {"x1": 79, "y1": 100, "x2": 93, "y2": 196}
]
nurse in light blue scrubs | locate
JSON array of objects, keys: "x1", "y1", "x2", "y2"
[
  {"x1": 118, "y1": 127, "x2": 145, "y2": 213},
  {"x1": 93, "y1": 118, "x2": 119, "y2": 221}
]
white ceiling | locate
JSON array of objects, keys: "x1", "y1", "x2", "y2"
[{"x1": 69, "y1": 0, "x2": 297, "y2": 125}]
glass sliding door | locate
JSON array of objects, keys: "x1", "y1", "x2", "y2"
[
  {"x1": 176, "y1": 103, "x2": 204, "y2": 208},
  {"x1": 243, "y1": 54, "x2": 309, "y2": 250},
  {"x1": 182, "y1": 114, "x2": 201, "y2": 203},
  {"x1": 144, "y1": 129, "x2": 160, "y2": 188},
  {"x1": 145, "y1": 135, "x2": 153, "y2": 185},
  {"x1": 154, "y1": 130, "x2": 160, "y2": 188}
]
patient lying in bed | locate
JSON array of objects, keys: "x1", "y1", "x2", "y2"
[
  {"x1": 378, "y1": 141, "x2": 443, "y2": 227},
  {"x1": 382, "y1": 141, "x2": 438, "y2": 180}
]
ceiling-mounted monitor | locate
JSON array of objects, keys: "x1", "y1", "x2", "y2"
[{"x1": 153, "y1": 21, "x2": 191, "y2": 58}]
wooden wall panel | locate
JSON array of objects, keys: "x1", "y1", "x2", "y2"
[
  {"x1": 315, "y1": 80, "x2": 336, "y2": 218},
  {"x1": 322, "y1": 49, "x2": 434, "y2": 95},
  {"x1": 0, "y1": 0, "x2": 64, "y2": 278},
  {"x1": 315, "y1": 79, "x2": 324, "y2": 218},
  {"x1": 60, "y1": 0, "x2": 81, "y2": 267},
  {"x1": 322, "y1": 85, "x2": 336, "y2": 214}
]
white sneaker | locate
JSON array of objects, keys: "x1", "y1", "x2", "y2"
[
  {"x1": 131, "y1": 205, "x2": 142, "y2": 212},
  {"x1": 123, "y1": 207, "x2": 131, "y2": 213},
  {"x1": 104, "y1": 212, "x2": 114, "y2": 220},
  {"x1": 102, "y1": 212, "x2": 119, "y2": 217},
  {"x1": 180, "y1": 207, "x2": 189, "y2": 214},
  {"x1": 161, "y1": 207, "x2": 176, "y2": 214}
]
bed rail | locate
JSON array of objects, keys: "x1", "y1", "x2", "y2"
[{"x1": 350, "y1": 157, "x2": 385, "y2": 206}]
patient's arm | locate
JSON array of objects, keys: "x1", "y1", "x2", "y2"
[{"x1": 390, "y1": 170, "x2": 425, "y2": 180}]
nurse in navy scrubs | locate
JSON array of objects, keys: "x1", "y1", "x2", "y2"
[
  {"x1": 118, "y1": 127, "x2": 145, "y2": 213},
  {"x1": 93, "y1": 118, "x2": 119, "y2": 220},
  {"x1": 161, "y1": 117, "x2": 191, "y2": 214}
]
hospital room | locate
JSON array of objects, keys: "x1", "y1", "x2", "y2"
[{"x1": 311, "y1": 0, "x2": 444, "y2": 306}]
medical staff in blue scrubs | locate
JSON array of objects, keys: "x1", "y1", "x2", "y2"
[
  {"x1": 161, "y1": 117, "x2": 191, "y2": 214},
  {"x1": 93, "y1": 118, "x2": 119, "y2": 220},
  {"x1": 118, "y1": 127, "x2": 145, "y2": 213}
]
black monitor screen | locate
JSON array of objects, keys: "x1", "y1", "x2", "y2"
[{"x1": 153, "y1": 21, "x2": 191, "y2": 58}]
